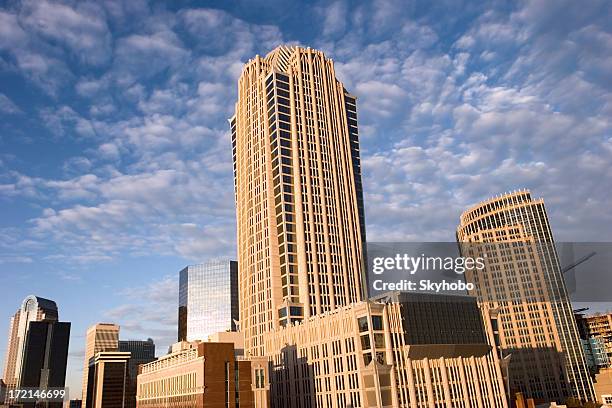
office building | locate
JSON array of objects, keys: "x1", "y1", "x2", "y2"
[
  {"x1": 0, "y1": 379, "x2": 6, "y2": 405},
  {"x1": 231, "y1": 45, "x2": 367, "y2": 357},
  {"x1": 575, "y1": 310, "x2": 610, "y2": 375},
  {"x1": 19, "y1": 320, "x2": 71, "y2": 389},
  {"x1": 2, "y1": 295, "x2": 59, "y2": 389},
  {"x1": 2, "y1": 295, "x2": 70, "y2": 408},
  {"x1": 82, "y1": 323, "x2": 120, "y2": 407},
  {"x1": 119, "y1": 339, "x2": 156, "y2": 384},
  {"x1": 263, "y1": 292, "x2": 507, "y2": 407},
  {"x1": 119, "y1": 339, "x2": 155, "y2": 408},
  {"x1": 583, "y1": 313, "x2": 612, "y2": 361},
  {"x1": 85, "y1": 352, "x2": 131, "y2": 408},
  {"x1": 136, "y1": 341, "x2": 265, "y2": 408},
  {"x1": 457, "y1": 190, "x2": 594, "y2": 401},
  {"x1": 178, "y1": 260, "x2": 239, "y2": 342}
]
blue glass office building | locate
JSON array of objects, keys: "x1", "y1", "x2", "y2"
[{"x1": 178, "y1": 260, "x2": 239, "y2": 341}]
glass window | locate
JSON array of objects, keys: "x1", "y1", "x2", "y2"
[
  {"x1": 363, "y1": 353, "x2": 372, "y2": 366},
  {"x1": 491, "y1": 318, "x2": 499, "y2": 331},
  {"x1": 360, "y1": 334, "x2": 371, "y2": 350},
  {"x1": 374, "y1": 333, "x2": 385, "y2": 349},
  {"x1": 357, "y1": 317, "x2": 368, "y2": 332},
  {"x1": 371, "y1": 315, "x2": 383, "y2": 331}
]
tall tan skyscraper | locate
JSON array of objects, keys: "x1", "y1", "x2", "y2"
[
  {"x1": 231, "y1": 45, "x2": 367, "y2": 356},
  {"x1": 2, "y1": 295, "x2": 58, "y2": 389},
  {"x1": 81, "y1": 323, "x2": 119, "y2": 407},
  {"x1": 457, "y1": 190, "x2": 595, "y2": 401}
]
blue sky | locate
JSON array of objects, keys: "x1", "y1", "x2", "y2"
[{"x1": 0, "y1": 0, "x2": 610, "y2": 398}]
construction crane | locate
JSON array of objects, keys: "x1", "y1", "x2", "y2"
[{"x1": 562, "y1": 251, "x2": 596, "y2": 274}]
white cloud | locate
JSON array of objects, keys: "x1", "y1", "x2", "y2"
[
  {"x1": 105, "y1": 275, "x2": 179, "y2": 353},
  {"x1": 20, "y1": 0, "x2": 112, "y2": 65},
  {"x1": 1, "y1": 0, "x2": 610, "y2": 271},
  {"x1": 0, "y1": 93, "x2": 22, "y2": 114}
]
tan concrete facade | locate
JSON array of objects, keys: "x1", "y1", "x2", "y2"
[
  {"x1": 594, "y1": 367, "x2": 612, "y2": 404},
  {"x1": 457, "y1": 190, "x2": 594, "y2": 401},
  {"x1": 231, "y1": 45, "x2": 367, "y2": 357},
  {"x1": 2, "y1": 311, "x2": 20, "y2": 390},
  {"x1": 263, "y1": 296, "x2": 507, "y2": 408},
  {"x1": 136, "y1": 341, "x2": 265, "y2": 408},
  {"x1": 82, "y1": 323, "x2": 120, "y2": 407}
]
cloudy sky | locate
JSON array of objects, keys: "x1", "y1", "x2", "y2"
[{"x1": 0, "y1": 0, "x2": 610, "y2": 398}]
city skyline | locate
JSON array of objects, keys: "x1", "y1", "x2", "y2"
[{"x1": 0, "y1": 0, "x2": 611, "y2": 403}]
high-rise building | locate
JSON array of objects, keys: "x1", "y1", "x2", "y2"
[
  {"x1": 85, "y1": 351, "x2": 131, "y2": 408},
  {"x1": 119, "y1": 339, "x2": 156, "y2": 408},
  {"x1": 19, "y1": 320, "x2": 71, "y2": 389},
  {"x1": 178, "y1": 260, "x2": 239, "y2": 342},
  {"x1": 81, "y1": 323, "x2": 119, "y2": 407},
  {"x1": 119, "y1": 339, "x2": 156, "y2": 382},
  {"x1": 457, "y1": 190, "x2": 595, "y2": 401},
  {"x1": 231, "y1": 45, "x2": 367, "y2": 356},
  {"x1": 0, "y1": 379, "x2": 6, "y2": 404},
  {"x1": 575, "y1": 311, "x2": 610, "y2": 375},
  {"x1": 1, "y1": 296, "x2": 70, "y2": 408},
  {"x1": 582, "y1": 313, "x2": 612, "y2": 361},
  {"x1": 2, "y1": 295, "x2": 59, "y2": 389}
]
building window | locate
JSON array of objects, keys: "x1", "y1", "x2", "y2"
[
  {"x1": 360, "y1": 334, "x2": 371, "y2": 350},
  {"x1": 357, "y1": 317, "x2": 368, "y2": 332},
  {"x1": 371, "y1": 315, "x2": 383, "y2": 331}
]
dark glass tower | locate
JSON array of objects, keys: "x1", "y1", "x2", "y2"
[
  {"x1": 119, "y1": 339, "x2": 156, "y2": 380},
  {"x1": 19, "y1": 321, "x2": 71, "y2": 389}
]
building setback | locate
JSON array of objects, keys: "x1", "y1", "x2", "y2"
[
  {"x1": 231, "y1": 45, "x2": 368, "y2": 358},
  {"x1": 85, "y1": 352, "x2": 131, "y2": 408},
  {"x1": 457, "y1": 190, "x2": 595, "y2": 401},
  {"x1": 178, "y1": 260, "x2": 239, "y2": 342},
  {"x1": 82, "y1": 323, "x2": 120, "y2": 407},
  {"x1": 230, "y1": 45, "x2": 511, "y2": 406},
  {"x1": 264, "y1": 292, "x2": 507, "y2": 407}
]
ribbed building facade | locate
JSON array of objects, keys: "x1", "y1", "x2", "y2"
[
  {"x1": 457, "y1": 190, "x2": 594, "y2": 401},
  {"x1": 231, "y1": 45, "x2": 367, "y2": 357},
  {"x1": 82, "y1": 323, "x2": 120, "y2": 407},
  {"x1": 263, "y1": 293, "x2": 507, "y2": 408}
]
